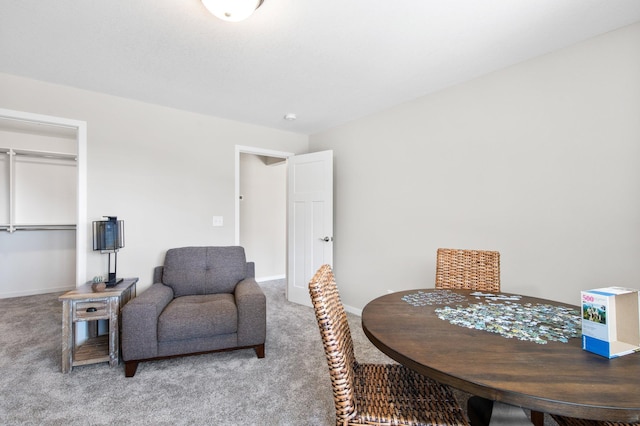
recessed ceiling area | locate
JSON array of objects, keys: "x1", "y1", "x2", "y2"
[{"x1": 1, "y1": 0, "x2": 639, "y2": 135}]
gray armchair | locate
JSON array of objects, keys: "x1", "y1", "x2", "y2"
[{"x1": 121, "y1": 246, "x2": 266, "y2": 377}]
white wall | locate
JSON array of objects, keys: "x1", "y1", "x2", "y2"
[
  {"x1": 0, "y1": 230, "x2": 76, "y2": 296},
  {"x1": 0, "y1": 73, "x2": 309, "y2": 292},
  {"x1": 310, "y1": 22, "x2": 640, "y2": 309},
  {"x1": 239, "y1": 154, "x2": 286, "y2": 280}
]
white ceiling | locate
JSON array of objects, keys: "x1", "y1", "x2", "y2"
[{"x1": 1, "y1": 0, "x2": 639, "y2": 135}]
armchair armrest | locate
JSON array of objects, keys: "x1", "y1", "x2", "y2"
[
  {"x1": 153, "y1": 266, "x2": 163, "y2": 284},
  {"x1": 235, "y1": 278, "x2": 266, "y2": 347},
  {"x1": 245, "y1": 261, "x2": 255, "y2": 278},
  {"x1": 121, "y1": 283, "x2": 174, "y2": 361}
]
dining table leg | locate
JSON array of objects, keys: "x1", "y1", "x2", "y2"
[{"x1": 531, "y1": 410, "x2": 544, "y2": 426}]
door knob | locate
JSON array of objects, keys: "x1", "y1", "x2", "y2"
[{"x1": 320, "y1": 236, "x2": 333, "y2": 242}]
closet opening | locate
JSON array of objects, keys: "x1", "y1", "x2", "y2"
[{"x1": 0, "y1": 109, "x2": 87, "y2": 298}]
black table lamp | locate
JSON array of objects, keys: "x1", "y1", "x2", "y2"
[{"x1": 92, "y1": 216, "x2": 125, "y2": 286}]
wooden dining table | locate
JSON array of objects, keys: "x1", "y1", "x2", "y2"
[{"x1": 361, "y1": 288, "x2": 640, "y2": 424}]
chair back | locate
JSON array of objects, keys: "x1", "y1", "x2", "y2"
[
  {"x1": 308, "y1": 264, "x2": 358, "y2": 423},
  {"x1": 435, "y1": 248, "x2": 500, "y2": 292},
  {"x1": 162, "y1": 246, "x2": 248, "y2": 297}
]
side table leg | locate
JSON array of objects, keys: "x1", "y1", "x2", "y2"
[
  {"x1": 108, "y1": 297, "x2": 120, "y2": 367},
  {"x1": 61, "y1": 300, "x2": 73, "y2": 373}
]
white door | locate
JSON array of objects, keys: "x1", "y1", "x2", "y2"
[{"x1": 287, "y1": 150, "x2": 333, "y2": 306}]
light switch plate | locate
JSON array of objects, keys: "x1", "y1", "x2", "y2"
[{"x1": 212, "y1": 216, "x2": 223, "y2": 227}]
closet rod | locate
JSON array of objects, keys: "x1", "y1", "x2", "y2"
[
  {"x1": 10, "y1": 225, "x2": 76, "y2": 232},
  {"x1": 10, "y1": 148, "x2": 77, "y2": 161}
]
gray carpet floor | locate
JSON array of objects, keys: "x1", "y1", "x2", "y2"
[{"x1": 0, "y1": 280, "x2": 558, "y2": 425}]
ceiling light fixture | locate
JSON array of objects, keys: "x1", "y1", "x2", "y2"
[
  {"x1": 284, "y1": 113, "x2": 297, "y2": 121},
  {"x1": 201, "y1": 0, "x2": 264, "y2": 22}
]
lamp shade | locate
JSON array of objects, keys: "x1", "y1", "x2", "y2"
[
  {"x1": 201, "y1": 0, "x2": 264, "y2": 22},
  {"x1": 92, "y1": 216, "x2": 124, "y2": 252}
]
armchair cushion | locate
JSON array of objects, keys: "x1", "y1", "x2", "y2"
[
  {"x1": 162, "y1": 246, "x2": 247, "y2": 297},
  {"x1": 158, "y1": 293, "x2": 237, "y2": 341}
]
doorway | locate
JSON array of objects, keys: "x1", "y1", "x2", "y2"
[
  {"x1": 235, "y1": 146, "x2": 292, "y2": 281},
  {"x1": 235, "y1": 146, "x2": 334, "y2": 306}
]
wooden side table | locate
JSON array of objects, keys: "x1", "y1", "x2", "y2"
[{"x1": 59, "y1": 278, "x2": 138, "y2": 373}]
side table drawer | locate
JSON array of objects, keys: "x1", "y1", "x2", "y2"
[{"x1": 74, "y1": 300, "x2": 109, "y2": 320}]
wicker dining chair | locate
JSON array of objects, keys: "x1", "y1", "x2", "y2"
[
  {"x1": 551, "y1": 415, "x2": 639, "y2": 426},
  {"x1": 435, "y1": 248, "x2": 501, "y2": 292},
  {"x1": 435, "y1": 248, "x2": 536, "y2": 425},
  {"x1": 309, "y1": 264, "x2": 470, "y2": 426}
]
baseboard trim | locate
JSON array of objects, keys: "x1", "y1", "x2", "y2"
[
  {"x1": 0, "y1": 285, "x2": 75, "y2": 299},
  {"x1": 344, "y1": 303, "x2": 362, "y2": 317},
  {"x1": 253, "y1": 276, "x2": 363, "y2": 316},
  {"x1": 256, "y1": 274, "x2": 286, "y2": 283}
]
